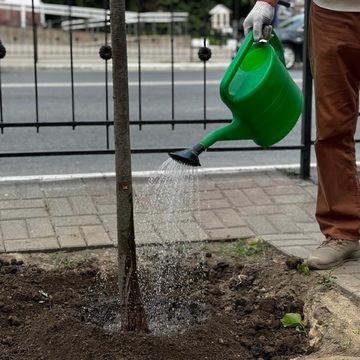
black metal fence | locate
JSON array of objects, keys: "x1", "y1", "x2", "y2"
[{"x1": 0, "y1": 0, "x2": 337, "y2": 179}]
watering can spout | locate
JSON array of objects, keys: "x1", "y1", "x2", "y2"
[
  {"x1": 169, "y1": 143, "x2": 205, "y2": 167},
  {"x1": 168, "y1": 119, "x2": 251, "y2": 167}
]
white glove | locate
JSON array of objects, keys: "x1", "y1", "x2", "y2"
[{"x1": 243, "y1": 1, "x2": 275, "y2": 41}]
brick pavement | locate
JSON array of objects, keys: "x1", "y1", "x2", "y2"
[{"x1": 0, "y1": 169, "x2": 359, "y2": 301}]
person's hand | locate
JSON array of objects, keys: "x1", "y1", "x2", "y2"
[{"x1": 243, "y1": 1, "x2": 275, "y2": 41}]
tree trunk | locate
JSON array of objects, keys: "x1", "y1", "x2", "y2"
[{"x1": 110, "y1": 0, "x2": 148, "y2": 332}]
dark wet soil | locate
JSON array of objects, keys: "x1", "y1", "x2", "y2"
[{"x1": 0, "y1": 241, "x2": 318, "y2": 360}]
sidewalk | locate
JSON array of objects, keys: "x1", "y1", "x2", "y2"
[{"x1": 0, "y1": 169, "x2": 359, "y2": 301}]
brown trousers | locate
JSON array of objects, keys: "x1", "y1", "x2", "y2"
[{"x1": 309, "y1": 3, "x2": 360, "y2": 240}]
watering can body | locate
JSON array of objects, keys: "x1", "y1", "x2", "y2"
[{"x1": 200, "y1": 30, "x2": 303, "y2": 149}]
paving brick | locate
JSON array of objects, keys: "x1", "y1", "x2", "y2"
[
  {"x1": 155, "y1": 224, "x2": 184, "y2": 242},
  {"x1": 136, "y1": 231, "x2": 162, "y2": 245},
  {"x1": 81, "y1": 225, "x2": 112, "y2": 246},
  {"x1": 198, "y1": 181, "x2": 216, "y2": 191},
  {"x1": 42, "y1": 180, "x2": 86, "y2": 197},
  {"x1": 301, "y1": 203, "x2": 316, "y2": 218},
  {"x1": 209, "y1": 173, "x2": 253, "y2": 182},
  {"x1": 264, "y1": 185, "x2": 305, "y2": 196},
  {"x1": 237, "y1": 205, "x2": 280, "y2": 216},
  {"x1": 296, "y1": 222, "x2": 320, "y2": 233},
  {"x1": 27, "y1": 218, "x2": 54, "y2": 238},
  {"x1": 216, "y1": 179, "x2": 256, "y2": 190},
  {"x1": 134, "y1": 212, "x2": 153, "y2": 226},
  {"x1": 194, "y1": 210, "x2": 223, "y2": 229},
  {"x1": 0, "y1": 208, "x2": 48, "y2": 220},
  {"x1": 1, "y1": 220, "x2": 28, "y2": 240},
  {"x1": 199, "y1": 190, "x2": 223, "y2": 200},
  {"x1": 17, "y1": 183, "x2": 43, "y2": 199},
  {"x1": 178, "y1": 222, "x2": 209, "y2": 241},
  {"x1": 47, "y1": 198, "x2": 73, "y2": 216},
  {"x1": 223, "y1": 189, "x2": 252, "y2": 207},
  {"x1": 83, "y1": 178, "x2": 111, "y2": 196},
  {"x1": 92, "y1": 195, "x2": 116, "y2": 205},
  {"x1": 243, "y1": 215, "x2": 277, "y2": 235},
  {"x1": 277, "y1": 246, "x2": 311, "y2": 259},
  {"x1": 135, "y1": 219, "x2": 156, "y2": 237},
  {"x1": 214, "y1": 208, "x2": 246, "y2": 227},
  {"x1": 4, "y1": 237, "x2": 59, "y2": 252},
  {"x1": 0, "y1": 199, "x2": 44, "y2": 210},
  {"x1": 54, "y1": 215, "x2": 101, "y2": 227},
  {"x1": 307, "y1": 232, "x2": 324, "y2": 242},
  {"x1": 333, "y1": 263, "x2": 360, "y2": 275},
  {"x1": 0, "y1": 185, "x2": 18, "y2": 200},
  {"x1": 69, "y1": 196, "x2": 97, "y2": 215},
  {"x1": 334, "y1": 275, "x2": 360, "y2": 293},
  {"x1": 96, "y1": 204, "x2": 116, "y2": 215},
  {"x1": 200, "y1": 198, "x2": 231, "y2": 210},
  {"x1": 0, "y1": 240, "x2": 4, "y2": 253},
  {"x1": 105, "y1": 178, "x2": 117, "y2": 195},
  {"x1": 279, "y1": 204, "x2": 314, "y2": 222},
  {"x1": 243, "y1": 188, "x2": 273, "y2": 205},
  {"x1": 266, "y1": 214, "x2": 300, "y2": 233},
  {"x1": 262, "y1": 233, "x2": 316, "y2": 243},
  {"x1": 267, "y1": 238, "x2": 320, "y2": 247},
  {"x1": 266, "y1": 172, "x2": 294, "y2": 185},
  {"x1": 100, "y1": 214, "x2": 117, "y2": 241},
  {"x1": 207, "y1": 227, "x2": 254, "y2": 240},
  {"x1": 252, "y1": 173, "x2": 277, "y2": 187},
  {"x1": 271, "y1": 194, "x2": 314, "y2": 204},
  {"x1": 56, "y1": 226, "x2": 86, "y2": 248},
  {"x1": 302, "y1": 185, "x2": 317, "y2": 199}
]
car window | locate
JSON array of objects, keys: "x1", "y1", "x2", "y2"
[{"x1": 277, "y1": 14, "x2": 304, "y2": 29}]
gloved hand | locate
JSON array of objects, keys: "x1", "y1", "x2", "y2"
[{"x1": 243, "y1": 1, "x2": 275, "y2": 41}]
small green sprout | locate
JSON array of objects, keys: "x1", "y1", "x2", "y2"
[
  {"x1": 281, "y1": 312, "x2": 306, "y2": 334},
  {"x1": 233, "y1": 239, "x2": 268, "y2": 257},
  {"x1": 318, "y1": 271, "x2": 337, "y2": 290},
  {"x1": 297, "y1": 262, "x2": 310, "y2": 275},
  {"x1": 176, "y1": 243, "x2": 191, "y2": 254}
]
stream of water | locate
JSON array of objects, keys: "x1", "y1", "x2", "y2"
[{"x1": 135, "y1": 158, "x2": 206, "y2": 334}]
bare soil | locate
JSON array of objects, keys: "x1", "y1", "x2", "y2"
[{"x1": 0, "y1": 241, "x2": 359, "y2": 360}]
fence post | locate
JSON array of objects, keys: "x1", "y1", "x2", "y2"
[
  {"x1": 299, "y1": 0, "x2": 312, "y2": 180},
  {"x1": 111, "y1": 0, "x2": 148, "y2": 332}
]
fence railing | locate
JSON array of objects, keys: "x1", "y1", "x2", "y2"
[{"x1": 0, "y1": 0, "x2": 333, "y2": 179}]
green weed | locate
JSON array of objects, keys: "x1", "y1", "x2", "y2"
[
  {"x1": 297, "y1": 262, "x2": 310, "y2": 275},
  {"x1": 233, "y1": 238, "x2": 268, "y2": 257},
  {"x1": 318, "y1": 271, "x2": 337, "y2": 291},
  {"x1": 281, "y1": 312, "x2": 306, "y2": 334}
]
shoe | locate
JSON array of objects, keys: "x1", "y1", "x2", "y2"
[
  {"x1": 306, "y1": 238, "x2": 360, "y2": 270},
  {"x1": 349, "y1": 247, "x2": 360, "y2": 259}
]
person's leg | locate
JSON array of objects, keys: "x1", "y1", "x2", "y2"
[{"x1": 307, "y1": 3, "x2": 360, "y2": 269}]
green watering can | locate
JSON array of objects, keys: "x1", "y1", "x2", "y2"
[{"x1": 169, "y1": 30, "x2": 303, "y2": 166}]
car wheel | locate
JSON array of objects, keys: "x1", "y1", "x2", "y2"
[{"x1": 283, "y1": 44, "x2": 296, "y2": 70}]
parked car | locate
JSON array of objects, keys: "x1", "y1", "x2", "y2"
[{"x1": 274, "y1": 13, "x2": 304, "y2": 69}]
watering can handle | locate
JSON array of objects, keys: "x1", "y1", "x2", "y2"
[
  {"x1": 220, "y1": 30, "x2": 286, "y2": 95},
  {"x1": 220, "y1": 30, "x2": 254, "y2": 94}
]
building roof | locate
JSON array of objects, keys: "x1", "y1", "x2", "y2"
[
  {"x1": 209, "y1": 4, "x2": 232, "y2": 15},
  {"x1": 0, "y1": 0, "x2": 43, "y2": 5}
]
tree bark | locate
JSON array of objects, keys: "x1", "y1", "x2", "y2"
[{"x1": 110, "y1": 0, "x2": 148, "y2": 332}]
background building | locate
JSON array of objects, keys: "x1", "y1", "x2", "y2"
[
  {"x1": 0, "y1": 0, "x2": 43, "y2": 27},
  {"x1": 209, "y1": 4, "x2": 232, "y2": 35}
]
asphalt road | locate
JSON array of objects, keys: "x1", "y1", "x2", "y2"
[{"x1": 0, "y1": 67, "x2": 348, "y2": 177}]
